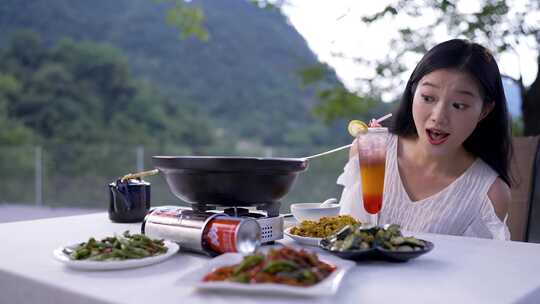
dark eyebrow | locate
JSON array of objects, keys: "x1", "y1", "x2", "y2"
[
  {"x1": 421, "y1": 81, "x2": 478, "y2": 98},
  {"x1": 420, "y1": 81, "x2": 440, "y2": 89},
  {"x1": 455, "y1": 89, "x2": 477, "y2": 98}
]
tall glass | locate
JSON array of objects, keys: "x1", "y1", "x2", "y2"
[{"x1": 356, "y1": 128, "x2": 388, "y2": 225}]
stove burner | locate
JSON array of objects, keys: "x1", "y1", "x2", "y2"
[
  {"x1": 191, "y1": 204, "x2": 217, "y2": 213},
  {"x1": 192, "y1": 202, "x2": 281, "y2": 218},
  {"x1": 223, "y1": 207, "x2": 250, "y2": 217}
]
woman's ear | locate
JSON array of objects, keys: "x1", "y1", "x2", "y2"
[{"x1": 479, "y1": 101, "x2": 495, "y2": 121}]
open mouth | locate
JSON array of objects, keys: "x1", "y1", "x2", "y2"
[{"x1": 426, "y1": 129, "x2": 449, "y2": 145}]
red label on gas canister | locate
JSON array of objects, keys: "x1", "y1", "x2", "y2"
[{"x1": 203, "y1": 217, "x2": 241, "y2": 254}]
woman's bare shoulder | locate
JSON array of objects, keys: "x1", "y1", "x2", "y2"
[{"x1": 487, "y1": 177, "x2": 511, "y2": 221}]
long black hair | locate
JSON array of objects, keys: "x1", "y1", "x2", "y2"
[{"x1": 391, "y1": 39, "x2": 512, "y2": 186}]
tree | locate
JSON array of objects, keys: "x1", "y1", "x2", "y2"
[
  {"x1": 0, "y1": 30, "x2": 216, "y2": 147},
  {"x1": 356, "y1": 0, "x2": 540, "y2": 135},
  {"x1": 158, "y1": 0, "x2": 209, "y2": 41},
  {"x1": 252, "y1": 1, "x2": 540, "y2": 134},
  {"x1": 0, "y1": 74, "x2": 35, "y2": 144}
]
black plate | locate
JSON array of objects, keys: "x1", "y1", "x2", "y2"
[
  {"x1": 377, "y1": 240, "x2": 434, "y2": 262},
  {"x1": 319, "y1": 238, "x2": 434, "y2": 262}
]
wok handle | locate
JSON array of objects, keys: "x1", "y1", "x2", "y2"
[
  {"x1": 120, "y1": 169, "x2": 159, "y2": 182},
  {"x1": 303, "y1": 144, "x2": 352, "y2": 160}
]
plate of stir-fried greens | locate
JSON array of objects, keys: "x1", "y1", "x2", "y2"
[
  {"x1": 181, "y1": 246, "x2": 354, "y2": 296},
  {"x1": 53, "y1": 231, "x2": 179, "y2": 270}
]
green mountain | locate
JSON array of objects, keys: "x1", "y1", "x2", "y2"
[{"x1": 0, "y1": 0, "x2": 351, "y2": 148}]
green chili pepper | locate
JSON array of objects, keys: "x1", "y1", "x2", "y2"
[
  {"x1": 230, "y1": 273, "x2": 250, "y2": 283},
  {"x1": 300, "y1": 269, "x2": 317, "y2": 284},
  {"x1": 72, "y1": 248, "x2": 90, "y2": 260},
  {"x1": 262, "y1": 260, "x2": 299, "y2": 274},
  {"x1": 233, "y1": 254, "x2": 264, "y2": 275}
]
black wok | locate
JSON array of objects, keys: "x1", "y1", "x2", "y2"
[{"x1": 152, "y1": 156, "x2": 309, "y2": 207}]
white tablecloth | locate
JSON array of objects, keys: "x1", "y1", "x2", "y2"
[{"x1": 1, "y1": 212, "x2": 539, "y2": 304}]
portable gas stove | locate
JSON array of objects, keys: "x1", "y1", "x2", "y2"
[{"x1": 148, "y1": 155, "x2": 308, "y2": 251}]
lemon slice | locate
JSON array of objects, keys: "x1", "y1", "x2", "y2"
[{"x1": 348, "y1": 120, "x2": 368, "y2": 137}]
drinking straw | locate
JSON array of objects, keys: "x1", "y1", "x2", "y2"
[
  {"x1": 375, "y1": 113, "x2": 392, "y2": 123},
  {"x1": 304, "y1": 113, "x2": 393, "y2": 160}
]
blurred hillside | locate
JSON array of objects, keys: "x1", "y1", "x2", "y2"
[
  {"x1": 0, "y1": 0, "x2": 356, "y2": 149},
  {"x1": 0, "y1": 0, "x2": 376, "y2": 209}
]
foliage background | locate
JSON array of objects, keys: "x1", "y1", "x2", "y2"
[{"x1": 0, "y1": 0, "x2": 379, "y2": 212}]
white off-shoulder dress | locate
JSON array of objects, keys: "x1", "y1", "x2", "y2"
[{"x1": 337, "y1": 134, "x2": 510, "y2": 240}]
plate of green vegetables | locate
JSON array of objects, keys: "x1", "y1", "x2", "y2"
[
  {"x1": 53, "y1": 231, "x2": 179, "y2": 270},
  {"x1": 319, "y1": 224, "x2": 433, "y2": 262}
]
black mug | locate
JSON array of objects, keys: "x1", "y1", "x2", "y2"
[{"x1": 108, "y1": 179, "x2": 151, "y2": 223}]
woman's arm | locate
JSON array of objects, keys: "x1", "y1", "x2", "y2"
[{"x1": 487, "y1": 177, "x2": 511, "y2": 221}]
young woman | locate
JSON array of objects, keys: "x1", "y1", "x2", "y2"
[{"x1": 338, "y1": 39, "x2": 512, "y2": 240}]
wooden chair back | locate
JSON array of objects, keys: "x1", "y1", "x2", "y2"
[{"x1": 508, "y1": 136, "x2": 540, "y2": 241}]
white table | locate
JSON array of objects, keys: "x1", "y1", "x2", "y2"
[{"x1": 1, "y1": 212, "x2": 539, "y2": 304}]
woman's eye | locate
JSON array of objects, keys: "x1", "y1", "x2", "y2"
[
  {"x1": 452, "y1": 103, "x2": 469, "y2": 110},
  {"x1": 421, "y1": 94, "x2": 435, "y2": 102}
]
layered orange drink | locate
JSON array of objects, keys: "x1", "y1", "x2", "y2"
[{"x1": 356, "y1": 127, "x2": 388, "y2": 215}]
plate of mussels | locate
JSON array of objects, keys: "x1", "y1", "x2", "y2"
[{"x1": 318, "y1": 224, "x2": 434, "y2": 262}]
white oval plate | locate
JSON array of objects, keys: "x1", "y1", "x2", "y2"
[
  {"x1": 284, "y1": 226, "x2": 322, "y2": 247},
  {"x1": 180, "y1": 251, "x2": 355, "y2": 296},
  {"x1": 53, "y1": 240, "x2": 179, "y2": 270}
]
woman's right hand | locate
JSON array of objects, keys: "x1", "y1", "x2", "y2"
[{"x1": 368, "y1": 119, "x2": 382, "y2": 128}]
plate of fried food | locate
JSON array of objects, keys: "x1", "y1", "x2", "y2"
[
  {"x1": 284, "y1": 215, "x2": 359, "y2": 246},
  {"x1": 180, "y1": 246, "x2": 355, "y2": 296}
]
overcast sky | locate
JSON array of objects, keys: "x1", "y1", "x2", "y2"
[{"x1": 281, "y1": 0, "x2": 539, "y2": 94}]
